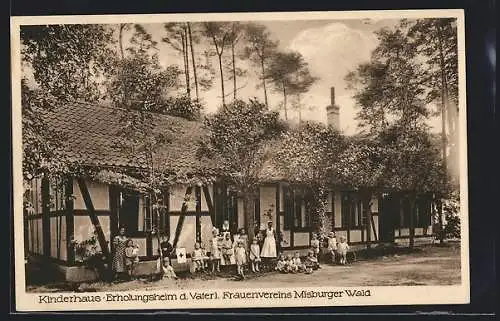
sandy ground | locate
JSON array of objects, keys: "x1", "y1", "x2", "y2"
[{"x1": 26, "y1": 242, "x2": 461, "y2": 293}]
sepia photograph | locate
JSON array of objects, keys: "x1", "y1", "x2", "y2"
[{"x1": 11, "y1": 10, "x2": 469, "y2": 311}]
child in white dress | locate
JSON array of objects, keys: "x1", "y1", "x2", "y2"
[
  {"x1": 311, "y1": 234, "x2": 320, "y2": 259},
  {"x1": 327, "y1": 232, "x2": 338, "y2": 264},
  {"x1": 162, "y1": 258, "x2": 178, "y2": 280},
  {"x1": 235, "y1": 241, "x2": 247, "y2": 278},
  {"x1": 210, "y1": 228, "x2": 222, "y2": 272},
  {"x1": 337, "y1": 235, "x2": 350, "y2": 265},
  {"x1": 192, "y1": 242, "x2": 204, "y2": 272},
  {"x1": 249, "y1": 238, "x2": 261, "y2": 272},
  {"x1": 292, "y1": 251, "x2": 305, "y2": 272}
]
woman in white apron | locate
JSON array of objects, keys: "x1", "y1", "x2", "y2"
[{"x1": 260, "y1": 221, "x2": 277, "y2": 259}]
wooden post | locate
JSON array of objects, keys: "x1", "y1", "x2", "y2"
[
  {"x1": 41, "y1": 176, "x2": 51, "y2": 257},
  {"x1": 195, "y1": 185, "x2": 202, "y2": 243},
  {"x1": 364, "y1": 191, "x2": 372, "y2": 249},
  {"x1": 65, "y1": 176, "x2": 75, "y2": 265},
  {"x1": 76, "y1": 178, "x2": 110, "y2": 260},
  {"x1": 409, "y1": 194, "x2": 416, "y2": 249}
]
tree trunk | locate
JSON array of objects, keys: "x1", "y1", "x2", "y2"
[
  {"x1": 261, "y1": 58, "x2": 268, "y2": 108},
  {"x1": 242, "y1": 191, "x2": 255, "y2": 242},
  {"x1": 282, "y1": 84, "x2": 288, "y2": 120},
  {"x1": 218, "y1": 53, "x2": 226, "y2": 106},
  {"x1": 408, "y1": 194, "x2": 416, "y2": 249},
  {"x1": 119, "y1": 24, "x2": 126, "y2": 59},
  {"x1": 231, "y1": 41, "x2": 237, "y2": 101},
  {"x1": 187, "y1": 23, "x2": 199, "y2": 100},
  {"x1": 183, "y1": 28, "x2": 191, "y2": 99}
]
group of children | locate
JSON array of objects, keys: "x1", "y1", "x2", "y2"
[
  {"x1": 190, "y1": 226, "x2": 261, "y2": 278},
  {"x1": 274, "y1": 231, "x2": 351, "y2": 275}
]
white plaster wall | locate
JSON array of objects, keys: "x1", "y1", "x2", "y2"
[
  {"x1": 49, "y1": 216, "x2": 67, "y2": 260},
  {"x1": 349, "y1": 229, "x2": 362, "y2": 242},
  {"x1": 259, "y1": 186, "x2": 277, "y2": 229},
  {"x1": 334, "y1": 193, "x2": 342, "y2": 228},
  {"x1": 73, "y1": 215, "x2": 111, "y2": 252},
  {"x1": 293, "y1": 232, "x2": 310, "y2": 247},
  {"x1": 73, "y1": 180, "x2": 110, "y2": 211}
]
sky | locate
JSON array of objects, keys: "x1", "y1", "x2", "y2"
[
  {"x1": 22, "y1": 18, "x2": 441, "y2": 135},
  {"x1": 130, "y1": 18, "x2": 441, "y2": 135}
]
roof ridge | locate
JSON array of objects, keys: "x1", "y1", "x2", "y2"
[{"x1": 64, "y1": 99, "x2": 204, "y2": 124}]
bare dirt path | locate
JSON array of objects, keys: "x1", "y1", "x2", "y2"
[{"x1": 27, "y1": 243, "x2": 461, "y2": 293}]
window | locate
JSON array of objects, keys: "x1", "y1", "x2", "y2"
[
  {"x1": 399, "y1": 198, "x2": 411, "y2": 228},
  {"x1": 283, "y1": 186, "x2": 312, "y2": 230},
  {"x1": 119, "y1": 190, "x2": 166, "y2": 234},
  {"x1": 341, "y1": 192, "x2": 365, "y2": 228}
]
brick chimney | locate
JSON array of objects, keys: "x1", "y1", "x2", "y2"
[{"x1": 326, "y1": 87, "x2": 340, "y2": 130}]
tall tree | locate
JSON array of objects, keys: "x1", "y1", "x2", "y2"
[
  {"x1": 345, "y1": 26, "x2": 430, "y2": 134},
  {"x1": 21, "y1": 24, "x2": 116, "y2": 102},
  {"x1": 198, "y1": 99, "x2": 285, "y2": 241},
  {"x1": 202, "y1": 22, "x2": 232, "y2": 106},
  {"x1": 163, "y1": 23, "x2": 191, "y2": 98},
  {"x1": 406, "y1": 18, "x2": 459, "y2": 185},
  {"x1": 127, "y1": 24, "x2": 159, "y2": 56},
  {"x1": 187, "y1": 22, "x2": 199, "y2": 100},
  {"x1": 242, "y1": 23, "x2": 279, "y2": 108},
  {"x1": 266, "y1": 51, "x2": 317, "y2": 120},
  {"x1": 225, "y1": 22, "x2": 247, "y2": 101},
  {"x1": 273, "y1": 122, "x2": 346, "y2": 234}
]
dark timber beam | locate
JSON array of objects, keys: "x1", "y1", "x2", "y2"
[
  {"x1": 195, "y1": 186, "x2": 202, "y2": 243},
  {"x1": 76, "y1": 177, "x2": 110, "y2": 260},
  {"x1": 202, "y1": 185, "x2": 215, "y2": 225},
  {"x1": 171, "y1": 186, "x2": 193, "y2": 251},
  {"x1": 41, "y1": 177, "x2": 51, "y2": 257},
  {"x1": 65, "y1": 176, "x2": 75, "y2": 265}
]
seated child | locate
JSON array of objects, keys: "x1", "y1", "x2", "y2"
[
  {"x1": 311, "y1": 234, "x2": 320, "y2": 259},
  {"x1": 162, "y1": 258, "x2": 178, "y2": 280},
  {"x1": 292, "y1": 251, "x2": 305, "y2": 272},
  {"x1": 337, "y1": 235, "x2": 350, "y2": 265},
  {"x1": 221, "y1": 233, "x2": 234, "y2": 264},
  {"x1": 275, "y1": 254, "x2": 287, "y2": 273},
  {"x1": 234, "y1": 241, "x2": 247, "y2": 278},
  {"x1": 200, "y1": 243, "x2": 210, "y2": 269},
  {"x1": 286, "y1": 254, "x2": 298, "y2": 273},
  {"x1": 327, "y1": 231, "x2": 338, "y2": 264},
  {"x1": 124, "y1": 239, "x2": 140, "y2": 278},
  {"x1": 304, "y1": 249, "x2": 320, "y2": 274},
  {"x1": 191, "y1": 242, "x2": 204, "y2": 272}
]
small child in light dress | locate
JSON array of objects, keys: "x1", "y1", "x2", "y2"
[
  {"x1": 249, "y1": 238, "x2": 261, "y2": 272},
  {"x1": 337, "y1": 235, "x2": 350, "y2": 265},
  {"x1": 310, "y1": 234, "x2": 320, "y2": 259},
  {"x1": 221, "y1": 233, "x2": 234, "y2": 264},
  {"x1": 162, "y1": 258, "x2": 178, "y2": 280},
  {"x1": 210, "y1": 227, "x2": 222, "y2": 272},
  {"x1": 235, "y1": 241, "x2": 247, "y2": 278},
  {"x1": 124, "y1": 239, "x2": 139, "y2": 278},
  {"x1": 200, "y1": 243, "x2": 210, "y2": 269},
  {"x1": 327, "y1": 231, "x2": 338, "y2": 264},
  {"x1": 275, "y1": 254, "x2": 287, "y2": 273},
  {"x1": 292, "y1": 251, "x2": 305, "y2": 272},
  {"x1": 191, "y1": 242, "x2": 204, "y2": 272}
]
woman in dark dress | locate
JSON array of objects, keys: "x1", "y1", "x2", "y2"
[{"x1": 112, "y1": 226, "x2": 128, "y2": 280}]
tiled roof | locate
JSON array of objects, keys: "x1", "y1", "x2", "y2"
[{"x1": 39, "y1": 101, "x2": 216, "y2": 176}]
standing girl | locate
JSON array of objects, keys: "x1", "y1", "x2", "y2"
[
  {"x1": 124, "y1": 239, "x2": 139, "y2": 279},
  {"x1": 210, "y1": 227, "x2": 222, "y2": 272},
  {"x1": 234, "y1": 241, "x2": 247, "y2": 278},
  {"x1": 249, "y1": 238, "x2": 261, "y2": 272}
]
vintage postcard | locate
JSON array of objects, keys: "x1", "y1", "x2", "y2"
[{"x1": 11, "y1": 9, "x2": 469, "y2": 311}]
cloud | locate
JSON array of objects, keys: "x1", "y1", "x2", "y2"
[{"x1": 286, "y1": 22, "x2": 379, "y2": 134}]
